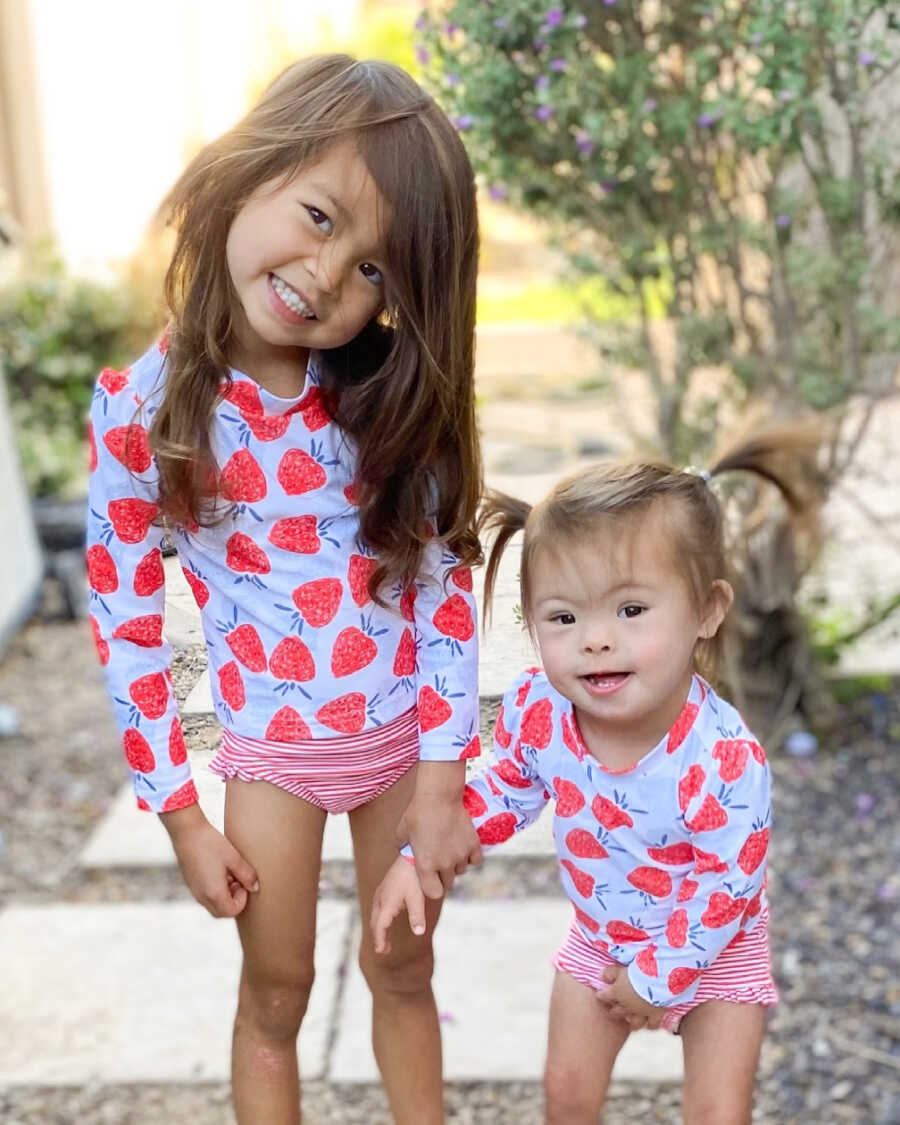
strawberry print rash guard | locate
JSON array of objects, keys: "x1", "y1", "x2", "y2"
[
  {"x1": 86, "y1": 343, "x2": 480, "y2": 813},
  {"x1": 436, "y1": 668, "x2": 771, "y2": 1008}
]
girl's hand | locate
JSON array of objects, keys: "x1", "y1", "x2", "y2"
[
  {"x1": 160, "y1": 805, "x2": 259, "y2": 918},
  {"x1": 397, "y1": 761, "x2": 482, "y2": 898},
  {"x1": 370, "y1": 857, "x2": 427, "y2": 955},
  {"x1": 596, "y1": 964, "x2": 665, "y2": 1031}
]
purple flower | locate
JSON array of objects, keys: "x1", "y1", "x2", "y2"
[
  {"x1": 488, "y1": 183, "x2": 509, "y2": 201},
  {"x1": 855, "y1": 792, "x2": 876, "y2": 814},
  {"x1": 452, "y1": 114, "x2": 474, "y2": 131},
  {"x1": 446, "y1": 73, "x2": 461, "y2": 87},
  {"x1": 600, "y1": 179, "x2": 617, "y2": 194},
  {"x1": 603, "y1": 0, "x2": 617, "y2": 5},
  {"x1": 545, "y1": 7, "x2": 564, "y2": 27},
  {"x1": 414, "y1": 14, "x2": 429, "y2": 31},
  {"x1": 642, "y1": 98, "x2": 657, "y2": 113},
  {"x1": 858, "y1": 50, "x2": 874, "y2": 67},
  {"x1": 534, "y1": 39, "x2": 547, "y2": 51},
  {"x1": 778, "y1": 89, "x2": 795, "y2": 102},
  {"x1": 445, "y1": 22, "x2": 458, "y2": 35},
  {"x1": 535, "y1": 105, "x2": 555, "y2": 122},
  {"x1": 575, "y1": 128, "x2": 594, "y2": 155},
  {"x1": 775, "y1": 213, "x2": 791, "y2": 229},
  {"x1": 415, "y1": 44, "x2": 430, "y2": 66},
  {"x1": 573, "y1": 12, "x2": 588, "y2": 26},
  {"x1": 698, "y1": 111, "x2": 717, "y2": 127},
  {"x1": 535, "y1": 74, "x2": 550, "y2": 89},
  {"x1": 494, "y1": 16, "x2": 509, "y2": 28},
  {"x1": 550, "y1": 57, "x2": 567, "y2": 72}
]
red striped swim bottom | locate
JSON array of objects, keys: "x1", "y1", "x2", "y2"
[
  {"x1": 209, "y1": 706, "x2": 419, "y2": 814},
  {"x1": 553, "y1": 908, "x2": 778, "y2": 1033}
]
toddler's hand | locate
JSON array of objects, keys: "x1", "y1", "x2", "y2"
[
  {"x1": 398, "y1": 784, "x2": 482, "y2": 899},
  {"x1": 596, "y1": 964, "x2": 665, "y2": 1031},
  {"x1": 161, "y1": 806, "x2": 259, "y2": 918},
  {"x1": 370, "y1": 857, "x2": 427, "y2": 955}
]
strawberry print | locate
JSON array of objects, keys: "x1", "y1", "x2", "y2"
[
  {"x1": 221, "y1": 380, "x2": 263, "y2": 416},
  {"x1": 331, "y1": 626, "x2": 378, "y2": 677},
  {"x1": 90, "y1": 616, "x2": 109, "y2": 665},
  {"x1": 516, "y1": 674, "x2": 538, "y2": 707},
  {"x1": 737, "y1": 825, "x2": 769, "y2": 875},
  {"x1": 678, "y1": 764, "x2": 706, "y2": 812},
  {"x1": 712, "y1": 737, "x2": 751, "y2": 782},
  {"x1": 561, "y1": 858, "x2": 594, "y2": 899},
  {"x1": 246, "y1": 413, "x2": 291, "y2": 442},
  {"x1": 626, "y1": 866, "x2": 672, "y2": 898},
  {"x1": 742, "y1": 890, "x2": 763, "y2": 922},
  {"x1": 87, "y1": 420, "x2": 98, "y2": 472},
  {"x1": 103, "y1": 424, "x2": 152, "y2": 473},
  {"x1": 635, "y1": 944, "x2": 659, "y2": 977},
  {"x1": 492, "y1": 758, "x2": 532, "y2": 789},
  {"x1": 316, "y1": 693, "x2": 366, "y2": 734},
  {"x1": 520, "y1": 697, "x2": 553, "y2": 749},
  {"x1": 269, "y1": 516, "x2": 320, "y2": 554},
  {"x1": 87, "y1": 544, "x2": 118, "y2": 593},
  {"x1": 221, "y1": 450, "x2": 267, "y2": 504},
  {"x1": 701, "y1": 891, "x2": 748, "y2": 928},
  {"x1": 123, "y1": 728, "x2": 155, "y2": 772},
  {"x1": 494, "y1": 705, "x2": 513, "y2": 749},
  {"x1": 113, "y1": 615, "x2": 164, "y2": 648},
  {"x1": 98, "y1": 367, "x2": 129, "y2": 395},
  {"x1": 685, "y1": 793, "x2": 729, "y2": 833},
  {"x1": 647, "y1": 841, "x2": 694, "y2": 866},
  {"x1": 554, "y1": 777, "x2": 586, "y2": 817},
  {"x1": 456, "y1": 734, "x2": 481, "y2": 760},
  {"x1": 433, "y1": 594, "x2": 475, "y2": 643},
  {"x1": 564, "y1": 828, "x2": 608, "y2": 860},
  {"x1": 348, "y1": 554, "x2": 377, "y2": 606},
  {"x1": 108, "y1": 499, "x2": 158, "y2": 544},
  {"x1": 266, "y1": 706, "x2": 312, "y2": 742},
  {"x1": 292, "y1": 578, "x2": 342, "y2": 627},
  {"x1": 392, "y1": 628, "x2": 417, "y2": 677},
  {"x1": 298, "y1": 385, "x2": 330, "y2": 430},
  {"x1": 667, "y1": 700, "x2": 699, "y2": 753},
  {"x1": 277, "y1": 445, "x2": 333, "y2": 495},
  {"x1": 225, "y1": 624, "x2": 268, "y2": 673},
  {"x1": 218, "y1": 662, "x2": 246, "y2": 711},
  {"x1": 226, "y1": 533, "x2": 271, "y2": 574},
  {"x1": 181, "y1": 567, "x2": 210, "y2": 609},
  {"x1": 129, "y1": 673, "x2": 168, "y2": 719},
  {"x1": 134, "y1": 548, "x2": 164, "y2": 596},
  {"x1": 574, "y1": 905, "x2": 600, "y2": 934},
  {"x1": 477, "y1": 811, "x2": 518, "y2": 846},
  {"x1": 169, "y1": 718, "x2": 187, "y2": 765},
  {"x1": 270, "y1": 637, "x2": 315, "y2": 685},
  {"x1": 450, "y1": 566, "x2": 473, "y2": 592},
  {"x1": 463, "y1": 783, "x2": 488, "y2": 818},
  {"x1": 677, "y1": 877, "x2": 700, "y2": 902},
  {"x1": 666, "y1": 909, "x2": 689, "y2": 947},
  {"x1": 561, "y1": 712, "x2": 584, "y2": 760},
  {"x1": 668, "y1": 965, "x2": 703, "y2": 995},
  {"x1": 592, "y1": 793, "x2": 634, "y2": 830},
  {"x1": 606, "y1": 919, "x2": 650, "y2": 943},
  {"x1": 418, "y1": 684, "x2": 453, "y2": 732},
  {"x1": 162, "y1": 780, "x2": 199, "y2": 812},
  {"x1": 692, "y1": 847, "x2": 729, "y2": 875},
  {"x1": 750, "y1": 740, "x2": 766, "y2": 765},
  {"x1": 399, "y1": 583, "x2": 417, "y2": 621}
]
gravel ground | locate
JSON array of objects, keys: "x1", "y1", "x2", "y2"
[{"x1": 1, "y1": 609, "x2": 898, "y2": 1123}]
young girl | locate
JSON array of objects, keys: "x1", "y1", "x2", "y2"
[
  {"x1": 87, "y1": 55, "x2": 484, "y2": 1125},
  {"x1": 373, "y1": 430, "x2": 825, "y2": 1123}
]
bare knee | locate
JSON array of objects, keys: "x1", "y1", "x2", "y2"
[
  {"x1": 237, "y1": 969, "x2": 316, "y2": 1044},
  {"x1": 360, "y1": 939, "x2": 434, "y2": 999},
  {"x1": 544, "y1": 1056, "x2": 607, "y2": 1123},
  {"x1": 683, "y1": 1093, "x2": 752, "y2": 1125}
]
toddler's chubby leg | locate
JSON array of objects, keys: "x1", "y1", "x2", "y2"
[
  {"x1": 679, "y1": 1000, "x2": 765, "y2": 1125},
  {"x1": 544, "y1": 969, "x2": 631, "y2": 1125},
  {"x1": 224, "y1": 778, "x2": 328, "y2": 1125}
]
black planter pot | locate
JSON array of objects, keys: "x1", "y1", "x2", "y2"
[{"x1": 32, "y1": 496, "x2": 88, "y2": 620}]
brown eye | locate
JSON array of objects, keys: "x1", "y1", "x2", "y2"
[{"x1": 359, "y1": 262, "x2": 384, "y2": 285}]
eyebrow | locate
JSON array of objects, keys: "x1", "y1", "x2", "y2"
[
  {"x1": 307, "y1": 182, "x2": 351, "y2": 222},
  {"x1": 534, "y1": 582, "x2": 655, "y2": 607}
]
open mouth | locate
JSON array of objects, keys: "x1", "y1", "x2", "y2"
[
  {"x1": 269, "y1": 274, "x2": 317, "y2": 320},
  {"x1": 581, "y1": 672, "x2": 631, "y2": 694}
]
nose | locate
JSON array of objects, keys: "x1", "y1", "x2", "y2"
[
  {"x1": 581, "y1": 617, "x2": 614, "y2": 654},
  {"x1": 311, "y1": 242, "x2": 350, "y2": 296}
]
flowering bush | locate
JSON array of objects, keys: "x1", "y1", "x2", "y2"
[{"x1": 418, "y1": 0, "x2": 900, "y2": 464}]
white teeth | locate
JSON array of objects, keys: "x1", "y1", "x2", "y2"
[{"x1": 271, "y1": 275, "x2": 316, "y2": 318}]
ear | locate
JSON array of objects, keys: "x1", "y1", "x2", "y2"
[{"x1": 698, "y1": 579, "x2": 733, "y2": 640}]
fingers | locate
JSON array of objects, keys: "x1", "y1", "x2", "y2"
[
  {"x1": 406, "y1": 882, "x2": 427, "y2": 938},
  {"x1": 418, "y1": 868, "x2": 446, "y2": 900},
  {"x1": 227, "y1": 849, "x2": 260, "y2": 894},
  {"x1": 467, "y1": 841, "x2": 484, "y2": 867}
]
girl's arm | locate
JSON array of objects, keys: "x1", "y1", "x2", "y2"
[{"x1": 627, "y1": 738, "x2": 772, "y2": 1007}]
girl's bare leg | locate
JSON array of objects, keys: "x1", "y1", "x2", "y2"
[
  {"x1": 544, "y1": 970, "x2": 631, "y2": 1124},
  {"x1": 679, "y1": 1000, "x2": 765, "y2": 1125},
  {"x1": 350, "y1": 766, "x2": 446, "y2": 1125},
  {"x1": 225, "y1": 778, "x2": 327, "y2": 1124}
]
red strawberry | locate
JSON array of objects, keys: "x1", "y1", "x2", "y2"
[
  {"x1": 492, "y1": 758, "x2": 532, "y2": 789},
  {"x1": 515, "y1": 677, "x2": 533, "y2": 707},
  {"x1": 574, "y1": 906, "x2": 600, "y2": 934},
  {"x1": 136, "y1": 797, "x2": 151, "y2": 811},
  {"x1": 348, "y1": 554, "x2": 377, "y2": 606},
  {"x1": 270, "y1": 636, "x2": 315, "y2": 682},
  {"x1": 561, "y1": 713, "x2": 584, "y2": 759},
  {"x1": 666, "y1": 909, "x2": 688, "y2": 947},
  {"x1": 627, "y1": 866, "x2": 673, "y2": 898},
  {"x1": 221, "y1": 450, "x2": 267, "y2": 503},
  {"x1": 292, "y1": 578, "x2": 342, "y2": 627},
  {"x1": 269, "y1": 516, "x2": 320, "y2": 554},
  {"x1": 89, "y1": 616, "x2": 109, "y2": 665},
  {"x1": 750, "y1": 740, "x2": 767, "y2": 765},
  {"x1": 692, "y1": 847, "x2": 729, "y2": 875},
  {"x1": 99, "y1": 366, "x2": 129, "y2": 395},
  {"x1": 561, "y1": 858, "x2": 594, "y2": 898},
  {"x1": 701, "y1": 891, "x2": 747, "y2": 928},
  {"x1": 520, "y1": 698, "x2": 553, "y2": 749},
  {"x1": 606, "y1": 920, "x2": 650, "y2": 943},
  {"x1": 87, "y1": 421, "x2": 98, "y2": 472},
  {"x1": 162, "y1": 780, "x2": 199, "y2": 813},
  {"x1": 635, "y1": 944, "x2": 659, "y2": 977},
  {"x1": 134, "y1": 548, "x2": 164, "y2": 596},
  {"x1": 667, "y1": 701, "x2": 699, "y2": 753},
  {"x1": 277, "y1": 449, "x2": 327, "y2": 495},
  {"x1": 458, "y1": 734, "x2": 481, "y2": 759},
  {"x1": 487, "y1": 774, "x2": 503, "y2": 797},
  {"x1": 182, "y1": 567, "x2": 209, "y2": 609},
  {"x1": 218, "y1": 662, "x2": 246, "y2": 710},
  {"x1": 246, "y1": 413, "x2": 291, "y2": 442},
  {"x1": 554, "y1": 777, "x2": 586, "y2": 817},
  {"x1": 399, "y1": 583, "x2": 417, "y2": 621},
  {"x1": 433, "y1": 594, "x2": 475, "y2": 641},
  {"x1": 103, "y1": 424, "x2": 152, "y2": 472},
  {"x1": 737, "y1": 828, "x2": 769, "y2": 875},
  {"x1": 123, "y1": 728, "x2": 155, "y2": 772},
  {"x1": 169, "y1": 718, "x2": 187, "y2": 765},
  {"x1": 685, "y1": 793, "x2": 728, "y2": 833},
  {"x1": 316, "y1": 693, "x2": 366, "y2": 734},
  {"x1": 564, "y1": 828, "x2": 608, "y2": 860},
  {"x1": 392, "y1": 628, "x2": 417, "y2": 676},
  {"x1": 418, "y1": 685, "x2": 452, "y2": 732},
  {"x1": 451, "y1": 566, "x2": 473, "y2": 592},
  {"x1": 108, "y1": 499, "x2": 158, "y2": 544},
  {"x1": 592, "y1": 794, "x2": 633, "y2": 830},
  {"x1": 113, "y1": 614, "x2": 164, "y2": 647},
  {"x1": 226, "y1": 532, "x2": 271, "y2": 574},
  {"x1": 742, "y1": 890, "x2": 763, "y2": 922},
  {"x1": 157, "y1": 327, "x2": 171, "y2": 355},
  {"x1": 677, "y1": 877, "x2": 699, "y2": 902},
  {"x1": 331, "y1": 627, "x2": 377, "y2": 676},
  {"x1": 477, "y1": 811, "x2": 518, "y2": 846},
  {"x1": 266, "y1": 706, "x2": 312, "y2": 742},
  {"x1": 647, "y1": 842, "x2": 694, "y2": 866},
  {"x1": 712, "y1": 738, "x2": 751, "y2": 782},
  {"x1": 343, "y1": 481, "x2": 360, "y2": 505},
  {"x1": 226, "y1": 624, "x2": 267, "y2": 673},
  {"x1": 462, "y1": 783, "x2": 487, "y2": 818},
  {"x1": 129, "y1": 672, "x2": 168, "y2": 719},
  {"x1": 86, "y1": 544, "x2": 118, "y2": 593},
  {"x1": 299, "y1": 386, "x2": 330, "y2": 430},
  {"x1": 493, "y1": 705, "x2": 512, "y2": 749},
  {"x1": 222, "y1": 381, "x2": 263, "y2": 415},
  {"x1": 677, "y1": 764, "x2": 706, "y2": 812},
  {"x1": 668, "y1": 966, "x2": 703, "y2": 995}
]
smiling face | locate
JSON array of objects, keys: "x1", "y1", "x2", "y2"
[
  {"x1": 224, "y1": 138, "x2": 389, "y2": 388},
  {"x1": 529, "y1": 506, "x2": 731, "y2": 760}
]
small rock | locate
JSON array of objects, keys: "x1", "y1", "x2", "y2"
[
  {"x1": 830, "y1": 1080, "x2": 854, "y2": 1100},
  {"x1": 785, "y1": 729, "x2": 818, "y2": 756}
]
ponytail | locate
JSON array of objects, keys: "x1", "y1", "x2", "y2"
[{"x1": 477, "y1": 490, "x2": 532, "y2": 626}]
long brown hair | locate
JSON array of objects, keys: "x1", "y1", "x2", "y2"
[
  {"x1": 150, "y1": 54, "x2": 482, "y2": 593},
  {"x1": 478, "y1": 421, "x2": 828, "y2": 680}
]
